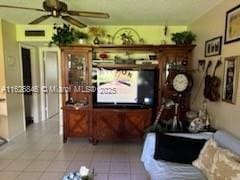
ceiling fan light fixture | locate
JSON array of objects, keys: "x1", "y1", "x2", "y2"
[{"x1": 52, "y1": 9, "x2": 58, "y2": 17}]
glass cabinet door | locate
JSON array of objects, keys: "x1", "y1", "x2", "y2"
[{"x1": 67, "y1": 53, "x2": 87, "y2": 85}]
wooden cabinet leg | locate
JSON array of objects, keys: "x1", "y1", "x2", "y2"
[
  {"x1": 89, "y1": 137, "x2": 98, "y2": 145},
  {"x1": 63, "y1": 135, "x2": 67, "y2": 143}
]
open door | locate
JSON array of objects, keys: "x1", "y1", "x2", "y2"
[
  {"x1": 21, "y1": 47, "x2": 33, "y2": 126},
  {"x1": 44, "y1": 51, "x2": 59, "y2": 119}
]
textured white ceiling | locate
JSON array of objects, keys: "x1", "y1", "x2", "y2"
[{"x1": 0, "y1": 0, "x2": 224, "y2": 25}]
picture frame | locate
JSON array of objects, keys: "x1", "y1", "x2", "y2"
[
  {"x1": 205, "y1": 36, "x2": 222, "y2": 57},
  {"x1": 222, "y1": 56, "x2": 240, "y2": 104},
  {"x1": 225, "y1": 4, "x2": 240, "y2": 44}
]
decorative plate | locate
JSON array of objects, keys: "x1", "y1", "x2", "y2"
[{"x1": 112, "y1": 27, "x2": 143, "y2": 45}]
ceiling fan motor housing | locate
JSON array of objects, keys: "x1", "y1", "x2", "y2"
[{"x1": 43, "y1": 0, "x2": 67, "y2": 17}]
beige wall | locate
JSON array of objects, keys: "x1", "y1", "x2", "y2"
[
  {"x1": 0, "y1": 18, "x2": 9, "y2": 139},
  {"x1": 0, "y1": 19, "x2": 6, "y2": 99},
  {"x1": 16, "y1": 25, "x2": 187, "y2": 44},
  {"x1": 2, "y1": 20, "x2": 25, "y2": 140},
  {"x1": 189, "y1": 0, "x2": 240, "y2": 138}
]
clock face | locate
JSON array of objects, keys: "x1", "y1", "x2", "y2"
[{"x1": 173, "y1": 74, "x2": 189, "y2": 92}]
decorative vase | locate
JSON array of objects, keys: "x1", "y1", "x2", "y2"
[
  {"x1": 78, "y1": 39, "x2": 87, "y2": 44},
  {"x1": 93, "y1": 36, "x2": 100, "y2": 45}
]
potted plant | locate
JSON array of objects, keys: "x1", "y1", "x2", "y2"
[
  {"x1": 171, "y1": 32, "x2": 185, "y2": 44},
  {"x1": 171, "y1": 31, "x2": 196, "y2": 44},
  {"x1": 49, "y1": 23, "x2": 75, "y2": 46},
  {"x1": 182, "y1": 31, "x2": 196, "y2": 44},
  {"x1": 75, "y1": 30, "x2": 89, "y2": 44}
]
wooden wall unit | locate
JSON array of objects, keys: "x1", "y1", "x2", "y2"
[{"x1": 61, "y1": 44, "x2": 195, "y2": 143}]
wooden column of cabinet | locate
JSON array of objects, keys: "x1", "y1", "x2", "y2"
[
  {"x1": 60, "y1": 45, "x2": 195, "y2": 143},
  {"x1": 158, "y1": 45, "x2": 195, "y2": 126}
]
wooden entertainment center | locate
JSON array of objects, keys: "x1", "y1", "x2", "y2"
[{"x1": 61, "y1": 44, "x2": 195, "y2": 143}]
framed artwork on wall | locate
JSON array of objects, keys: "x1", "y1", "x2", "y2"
[
  {"x1": 222, "y1": 56, "x2": 240, "y2": 104},
  {"x1": 225, "y1": 4, "x2": 240, "y2": 44},
  {"x1": 205, "y1": 36, "x2": 222, "y2": 57}
]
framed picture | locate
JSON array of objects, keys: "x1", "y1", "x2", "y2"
[
  {"x1": 222, "y1": 56, "x2": 240, "y2": 104},
  {"x1": 205, "y1": 36, "x2": 222, "y2": 57},
  {"x1": 225, "y1": 4, "x2": 240, "y2": 44}
]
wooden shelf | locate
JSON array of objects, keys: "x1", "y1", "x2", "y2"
[
  {"x1": 61, "y1": 44, "x2": 196, "y2": 53},
  {"x1": 96, "y1": 63, "x2": 158, "y2": 69},
  {"x1": 62, "y1": 105, "x2": 91, "y2": 111}
]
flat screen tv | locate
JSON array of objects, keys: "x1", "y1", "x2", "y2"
[{"x1": 93, "y1": 67, "x2": 158, "y2": 108}]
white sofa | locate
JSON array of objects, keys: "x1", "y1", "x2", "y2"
[{"x1": 141, "y1": 131, "x2": 240, "y2": 180}]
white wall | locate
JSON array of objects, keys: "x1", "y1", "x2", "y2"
[
  {"x1": 189, "y1": 0, "x2": 240, "y2": 138},
  {"x1": 2, "y1": 20, "x2": 25, "y2": 140}
]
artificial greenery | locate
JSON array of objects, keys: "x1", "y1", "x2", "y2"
[
  {"x1": 49, "y1": 23, "x2": 75, "y2": 46},
  {"x1": 171, "y1": 31, "x2": 196, "y2": 44},
  {"x1": 75, "y1": 30, "x2": 89, "y2": 39}
]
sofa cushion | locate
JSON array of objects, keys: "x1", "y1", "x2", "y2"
[
  {"x1": 154, "y1": 133, "x2": 206, "y2": 164},
  {"x1": 192, "y1": 138, "x2": 218, "y2": 179}
]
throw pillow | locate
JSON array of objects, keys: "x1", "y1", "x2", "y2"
[
  {"x1": 154, "y1": 133, "x2": 206, "y2": 164},
  {"x1": 192, "y1": 138, "x2": 218, "y2": 179},
  {"x1": 193, "y1": 138, "x2": 240, "y2": 179},
  {"x1": 211, "y1": 148, "x2": 240, "y2": 180}
]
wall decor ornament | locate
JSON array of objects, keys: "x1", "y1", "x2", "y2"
[
  {"x1": 222, "y1": 56, "x2": 240, "y2": 104},
  {"x1": 112, "y1": 27, "x2": 142, "y2": 45},
  {"x1": 225, "y1": 4, "x2": 240, "y2": 44},
  {"x1": 205, "y1": 36, "x2": 222, "y2": 57}
]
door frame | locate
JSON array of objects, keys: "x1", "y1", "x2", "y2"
[{"x1": 19, "y1": 43, "x2": 39, "y2": 127}]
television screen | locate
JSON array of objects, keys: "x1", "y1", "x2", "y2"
[{"x1": 93, "y1": 68, "x2": 157, "y2": 108}]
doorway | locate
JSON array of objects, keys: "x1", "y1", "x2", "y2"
[
  {"x1": 21, "y1": 47, "x2": 33, "y2": 127},
  {"x1": 43, "y1": 51, "x2": 59, "y2": 120}
]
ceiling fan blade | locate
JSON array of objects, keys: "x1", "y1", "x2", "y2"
[
  {"x1": 67, "y1": 11, "x2": 110, "y2": 19},
  {"x1": 62, "y1": 15, "x2": 87, "y2": 28},
  {"x1": 0, "y1": 5, "x2": 45, "y2": 12},
  {"x1": 29, "y1": 15, "x2": 52, "y2": 24}
]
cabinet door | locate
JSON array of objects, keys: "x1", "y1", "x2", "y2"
[
  {"x1": 124, "y1": 109, "x2": 152, "y2": 138},
  {"x1": 66, "y1": 52, "x2": 89, "y2": 85},
  {"x1": 67, "y1": 110, "x2": 89, "y2": 137},
  {"x1": 63, "y1": 50, "x2": 92, "y2": 106},
  {"x1": 93, "y1": 110, "x2": 121, "y2": 140},
  {"x1": 93, "y1": 109, "x2": 152, "y2": 140}
]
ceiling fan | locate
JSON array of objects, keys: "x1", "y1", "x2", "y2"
[{"x1": 0, "y1": 0, "x2": 110, "y2": 28}]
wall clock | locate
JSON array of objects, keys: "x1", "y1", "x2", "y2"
[{"x1": 172, "y1": 73, "x2": 193, "y2": 93}]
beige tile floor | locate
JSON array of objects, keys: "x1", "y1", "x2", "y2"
[{"x1": 0, "y1": 116, "x2": 149, "y2": 180}]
